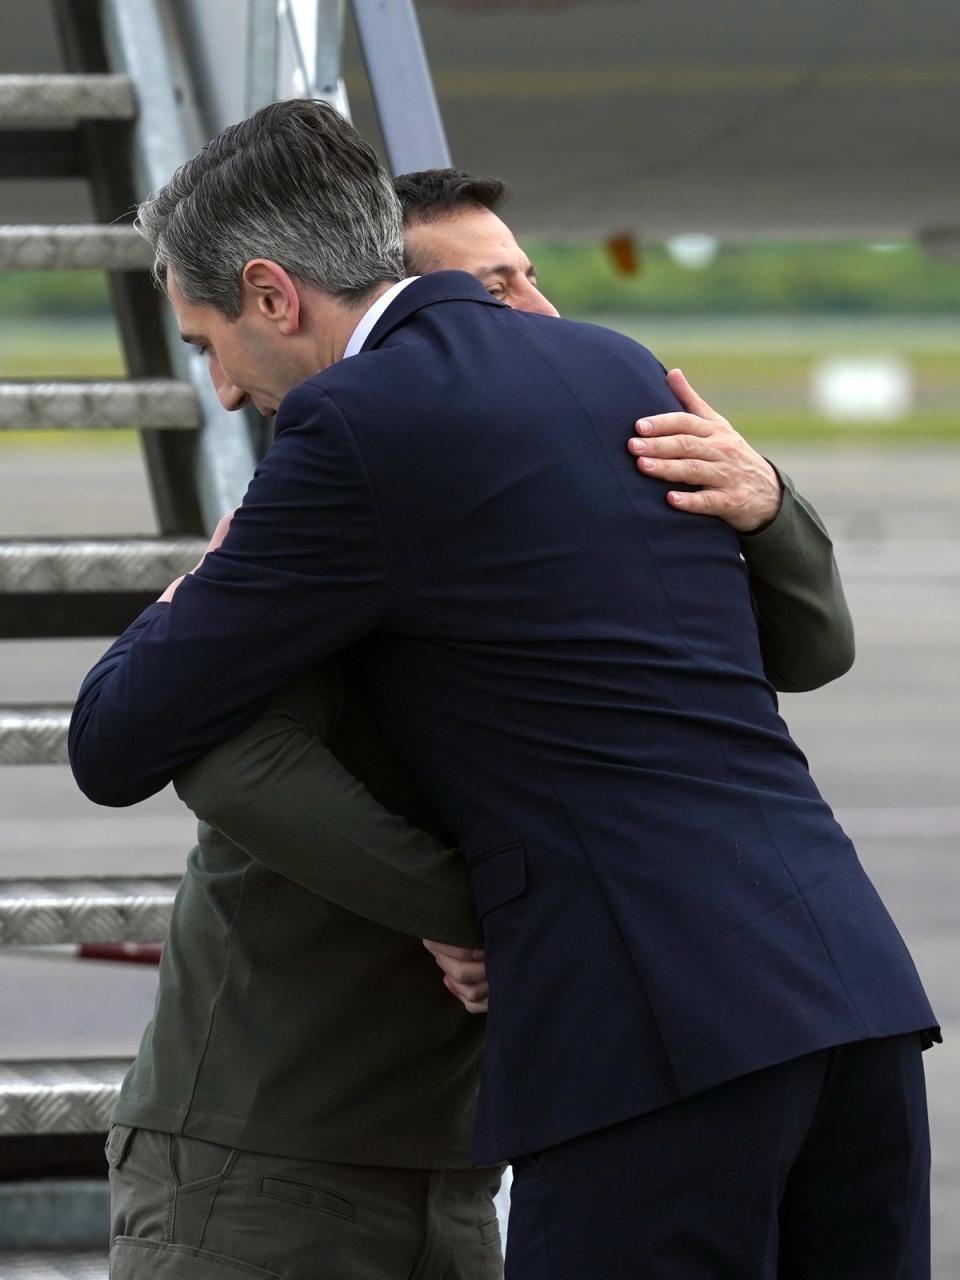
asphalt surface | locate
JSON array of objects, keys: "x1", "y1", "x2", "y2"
[{"x1": 0, "y1": 438, "x2": 957, "y2": 1263}]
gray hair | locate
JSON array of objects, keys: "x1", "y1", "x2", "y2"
[{"x1": 136, "y1": 99, "x2": 404, "y2": 318}]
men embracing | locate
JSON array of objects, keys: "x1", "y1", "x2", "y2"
[{"x1": 72, "y1": 101, "x2": 936, "y2": 1280}]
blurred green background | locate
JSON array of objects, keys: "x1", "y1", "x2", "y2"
[{"x1": 1, "y1": 239, "x2": 957, "y2": 446}]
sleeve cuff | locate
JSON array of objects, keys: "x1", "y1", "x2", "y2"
[{"x1": 737, "y1": 467, "x2": 805, "y2": 566}]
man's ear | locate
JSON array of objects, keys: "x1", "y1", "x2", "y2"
[{"x1": 241, "y1": 259, "x2": 301, "y2": 335}]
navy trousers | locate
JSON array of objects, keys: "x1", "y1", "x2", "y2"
[{"x1": 506, "y1": 1034, "x2": 930, "y2": 1279}]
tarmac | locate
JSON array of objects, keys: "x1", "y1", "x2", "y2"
[{"x1": 0, "y1": 437, "x2": 957, "y2": 1263}]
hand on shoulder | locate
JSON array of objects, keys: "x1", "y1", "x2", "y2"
[{"x1": 626, "y1": 369, "x2": 782, "y2": 533}]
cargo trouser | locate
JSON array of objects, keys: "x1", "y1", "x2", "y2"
[{"x1": 106, "y1": 1125, "x2": 504, "y2": 1279}]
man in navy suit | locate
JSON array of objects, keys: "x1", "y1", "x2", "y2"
[{"x1": 70, "y1": 100, "x2": 937, "y2": 1277}]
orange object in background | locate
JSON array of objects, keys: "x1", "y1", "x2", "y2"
[{"x1": 605, "y1": 232, "x2": 641, "y2": 276}]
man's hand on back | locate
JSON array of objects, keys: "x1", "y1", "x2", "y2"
[
  {"x1": 627, "y1": 369, "x2": 782, "y2": 533},
  {"x1": 423, "y1": 938, "x2": 489, "y2": 1014}
]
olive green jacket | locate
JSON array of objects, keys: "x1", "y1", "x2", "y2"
[
  {"x1": 742, "y1": 469, "x2": 854, "y2": 692},
  {"x1": 115, "y1": 666, "x2": 485, "y2": 1167}
]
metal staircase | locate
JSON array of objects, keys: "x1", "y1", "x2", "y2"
[
  {"x1": 0, "y1": 1, "x2": 449, "y2": 1272},
  {"x1": 0, "y1": 4, "x2": 252, "y2": 1272}
]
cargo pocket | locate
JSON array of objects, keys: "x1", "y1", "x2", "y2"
[
  {"x1": 110, "y1": 1237, "x2": 280, "y2": 1279},
  {"x1": 470, "y1": 843, "x2": 526, "y2": 918}
]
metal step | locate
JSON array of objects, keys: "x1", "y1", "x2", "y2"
[
  {"x1": 0, "y1": 707, "x2": 70, "y2": 765},
  {"x1": 0, "y1": 1060, "x2": 128, "y2": 1137},
  {"x1": 0, "y1": 75, "x2": 135, "y2": 125},
  {"x1": 0, "y1": 878, "x2": 179, "y2": 947},
  {"x1": 0, "y1": 381, "x2": 200, "y2": 431},
  {"x1": 0, "y1": 538, "x2": 205, "y2": 594},
  {"x1": 0, "y1": 226, "x2": 152, "y2": 272},
  {"x1": 0, "y1": 1252, "x2": 107, "y2": 1279}
]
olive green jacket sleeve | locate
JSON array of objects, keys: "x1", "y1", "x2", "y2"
[
  {"x1": 739, "y1": 468, "x2": 855, "y2": 693},
  {"x1": 173, "y1": 664, "x2": 483, "y2": 948}
]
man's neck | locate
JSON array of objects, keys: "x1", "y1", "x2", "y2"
[
  {"x1": 338, "y1": 278, "x2": 416, "y2": 363},
  {"x1": 327, "y1": 280, "x2": 398, "y2": 362},
  {"x1": 293, "y1": 278, "x2": 409, "y2": 379}
]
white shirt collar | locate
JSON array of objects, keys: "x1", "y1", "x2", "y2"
[{"x1": 342, "y1": 277, "x2": 419, "y2": 360}]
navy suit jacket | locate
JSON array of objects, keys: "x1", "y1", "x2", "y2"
[{"x1": 70, "y1": 272, "x2": 936, "y2": 1162}]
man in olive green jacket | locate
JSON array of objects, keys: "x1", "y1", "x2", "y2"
[{"x1": 104, "y1": 172, "x2": 853, "y2": 1280}]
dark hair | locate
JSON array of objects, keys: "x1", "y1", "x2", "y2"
[
  {"x1": 136, "y1": 99, "x2": 404, "y2": 318},
  {"x1": 393, "y1": 168, "x2": 508, "y2": 226}
]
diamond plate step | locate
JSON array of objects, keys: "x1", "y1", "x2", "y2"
[
  {"x1": 0, "y1": 1060, "x2": 129, "y2": 1137},
  {"x1": 0, "y1": 706, "x2": 71, "y2": 765},
  {"x1": 0, "y1": 75, "x2": 135, "y2": 125},
  {"x1": 0, "y1": 538, "x2": 205, "y2": 593},
  {"x1": 0, "y1": 878, "x2": 179, "y2": 946},
  {"x1": 0, "y1": 226, "x2": 152, "y2": 271},
  {"x1": 0, "y1": 382, "x2": 199, "y2": 431},
  {"x1": 0, "y1": 1252, "x2": 107, "y2": 1279}
]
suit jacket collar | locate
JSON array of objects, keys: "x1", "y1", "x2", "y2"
[{"x1": 360, "y1": 270, "x2": 505, "y2": 352}]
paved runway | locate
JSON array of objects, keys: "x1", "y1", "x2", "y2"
[{"x1": 0, "y1": 438, "x2": 957, "y2": 1263}]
